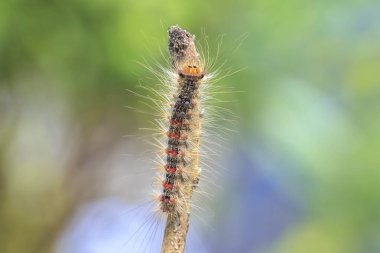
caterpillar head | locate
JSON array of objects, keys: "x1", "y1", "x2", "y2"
[{"x1": 179, "y1": 65, "x2": 205, "y2": 79}]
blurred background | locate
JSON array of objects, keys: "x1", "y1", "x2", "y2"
[{"x1": 1, "y1": 0, "x2": 380, "y2": 252}]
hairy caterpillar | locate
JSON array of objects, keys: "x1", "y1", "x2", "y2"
[
  {"x1": 159, "y1": 64, "x2": 204, "y2": 214},
  {"x1": 124, "y1": 25, "x2": 237, "y2": 253}
]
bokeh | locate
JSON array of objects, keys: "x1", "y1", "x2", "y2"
[{"x1": 1, "y1": 0, "x2": 379, "y2": 253}]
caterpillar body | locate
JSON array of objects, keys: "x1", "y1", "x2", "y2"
[{"x1": 160, "y1": 65, "x2": 204, "y2": 216}]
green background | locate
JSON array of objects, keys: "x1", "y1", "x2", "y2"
[{"x1": 0, "y1": 0, "x2": 379, "y2": 252}]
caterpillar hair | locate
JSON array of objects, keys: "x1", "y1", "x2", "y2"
[{"x1": 127, "y1": 25, "x2": 238, "y2": 253}]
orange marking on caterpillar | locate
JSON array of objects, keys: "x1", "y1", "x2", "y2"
[
  {"x1": 179, "y1": 65, "x2": 205, "y2": 79},
  {"x1": 170, "y1": 119, "x2": 182, "y2": 126},
  {"x1": 165, "y1": 167, "x2": 177, "y2": 173},
  {"x1": 163, "y1": 182, "x2": 174, "y2": 190},
  {"x1": 167, "y1": 132, "x2": 180, "y2": 139},
  {"x1": 165, "y1": 148, "x2": 178, "y2": 156}
]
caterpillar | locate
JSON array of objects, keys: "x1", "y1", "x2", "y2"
[
  {"x1": 126, "y1": 25, "x2": 235, "y2": 253},
  {"x1": 160, "y1": 64, "x2": 204, "y2": 214}
]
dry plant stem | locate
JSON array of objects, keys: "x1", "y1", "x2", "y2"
[
  {"x1": 168, "y1": 26, "x2": 200, "y2": 68},
  {"x1": 160, "y1": 26, "x2": 201, "y2": 253}
]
